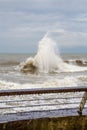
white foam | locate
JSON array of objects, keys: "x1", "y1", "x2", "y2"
[{"x1": 0, "y1": 77, "x2": 78, "y2": 90}]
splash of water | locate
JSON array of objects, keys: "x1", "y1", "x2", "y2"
[
  {"x1": 33, "y1": 34, "x2": 64, "y2": 73},
  {"x1": 21, "y1": 34, "x2": 87, "y2": 73}
]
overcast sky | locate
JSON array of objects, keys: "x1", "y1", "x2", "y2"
[{"x1": 0, "y1": 0, "x2": 87, "y2": 53}]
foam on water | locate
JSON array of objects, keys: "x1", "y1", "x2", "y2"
[
  {"x1": 0, "y1": 76, "x2": 78, "y2": 90},
  {"x1": 21, "y1": 34, "x2": 87, "y2": 73}
]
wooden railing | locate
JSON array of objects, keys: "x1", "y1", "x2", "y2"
[
  {"x1": 0, "y1": 86, "x2": 87, "y2": 96},
  {"x1": 0, "y1": 86, "x2": 87, "y2": 123}
]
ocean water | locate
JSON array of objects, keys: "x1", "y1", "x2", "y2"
[
  {"x1": 0, "y1": 53, "x2": 87, "y2": 90},
  {"x1": 0, "y1": 35, "x2": 87, "y2": 90},
  {"x1": 0, "y1": 35, "x2": 87, "y2": 114}
]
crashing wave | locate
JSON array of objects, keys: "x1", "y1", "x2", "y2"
[
  {"x1": 20, "y1": 34, "x2": 87, "y2": 74},
  {"x1": 20, "y1": 58, "x2": 37, "y2": 73}
]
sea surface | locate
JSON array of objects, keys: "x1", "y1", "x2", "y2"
[{"x1": 0, "y1": 53, "x2": 87, "y2": 90}]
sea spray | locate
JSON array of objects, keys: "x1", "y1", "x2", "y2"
[
  {"x1": 21, "y1": 34, "x2": 87, "y2": 73},
  {"x1": 21, "y1": 34, "x2": 65, "y2": 73},
  {"x1": 33, "y1": 34, "x2": 64, "y2": 73}
]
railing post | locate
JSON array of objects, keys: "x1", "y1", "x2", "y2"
[{"x1": 77, "y1": 92, "x2": 87, "y2": 115}]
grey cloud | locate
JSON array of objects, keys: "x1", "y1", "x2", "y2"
[
  {"x1": 0, "y1": 0, "x2": 87, "y2": 13},
  {"x1": 0, "y1": 0, "x2": 87, "y2": 53}
]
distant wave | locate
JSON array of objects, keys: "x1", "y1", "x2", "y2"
[{"x1": 0, "y1": 61, "x2": 20, "y2": 66}]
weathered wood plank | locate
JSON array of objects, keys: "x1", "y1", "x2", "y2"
[
  {"x1": 78, "y1": 92, "x2": 87, "y2": 115},
  {"x1": 0, "y1": 108, "x2": 87, "y2": 124}
]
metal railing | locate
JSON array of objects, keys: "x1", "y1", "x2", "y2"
[{"x1": 0, "y1": 86, "x2": 87, "y2": 123}]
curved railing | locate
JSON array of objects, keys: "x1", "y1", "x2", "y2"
[{"x1": 0, "y1": 86, "x2": 87, "y2": 123}]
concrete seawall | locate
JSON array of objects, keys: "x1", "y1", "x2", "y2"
[{"x1": 0, "y1": 116, "x2": 87, "y2": 130}]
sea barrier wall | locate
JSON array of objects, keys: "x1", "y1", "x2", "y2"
[{"x1": 0, "y1": 116, "x2": 87, "y2": 130}]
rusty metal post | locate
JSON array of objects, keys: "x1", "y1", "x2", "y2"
[{"x1": 77, "y1": 92, "x2": 87, "y2": 115}]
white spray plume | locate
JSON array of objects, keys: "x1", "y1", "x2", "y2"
[{"x1": 21, "y1": 34, "x2": 87, "y2": 73}]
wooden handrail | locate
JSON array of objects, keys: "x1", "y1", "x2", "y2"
[{"x1": 0, "y1": 86, "x2": 87, "y2": 96}]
